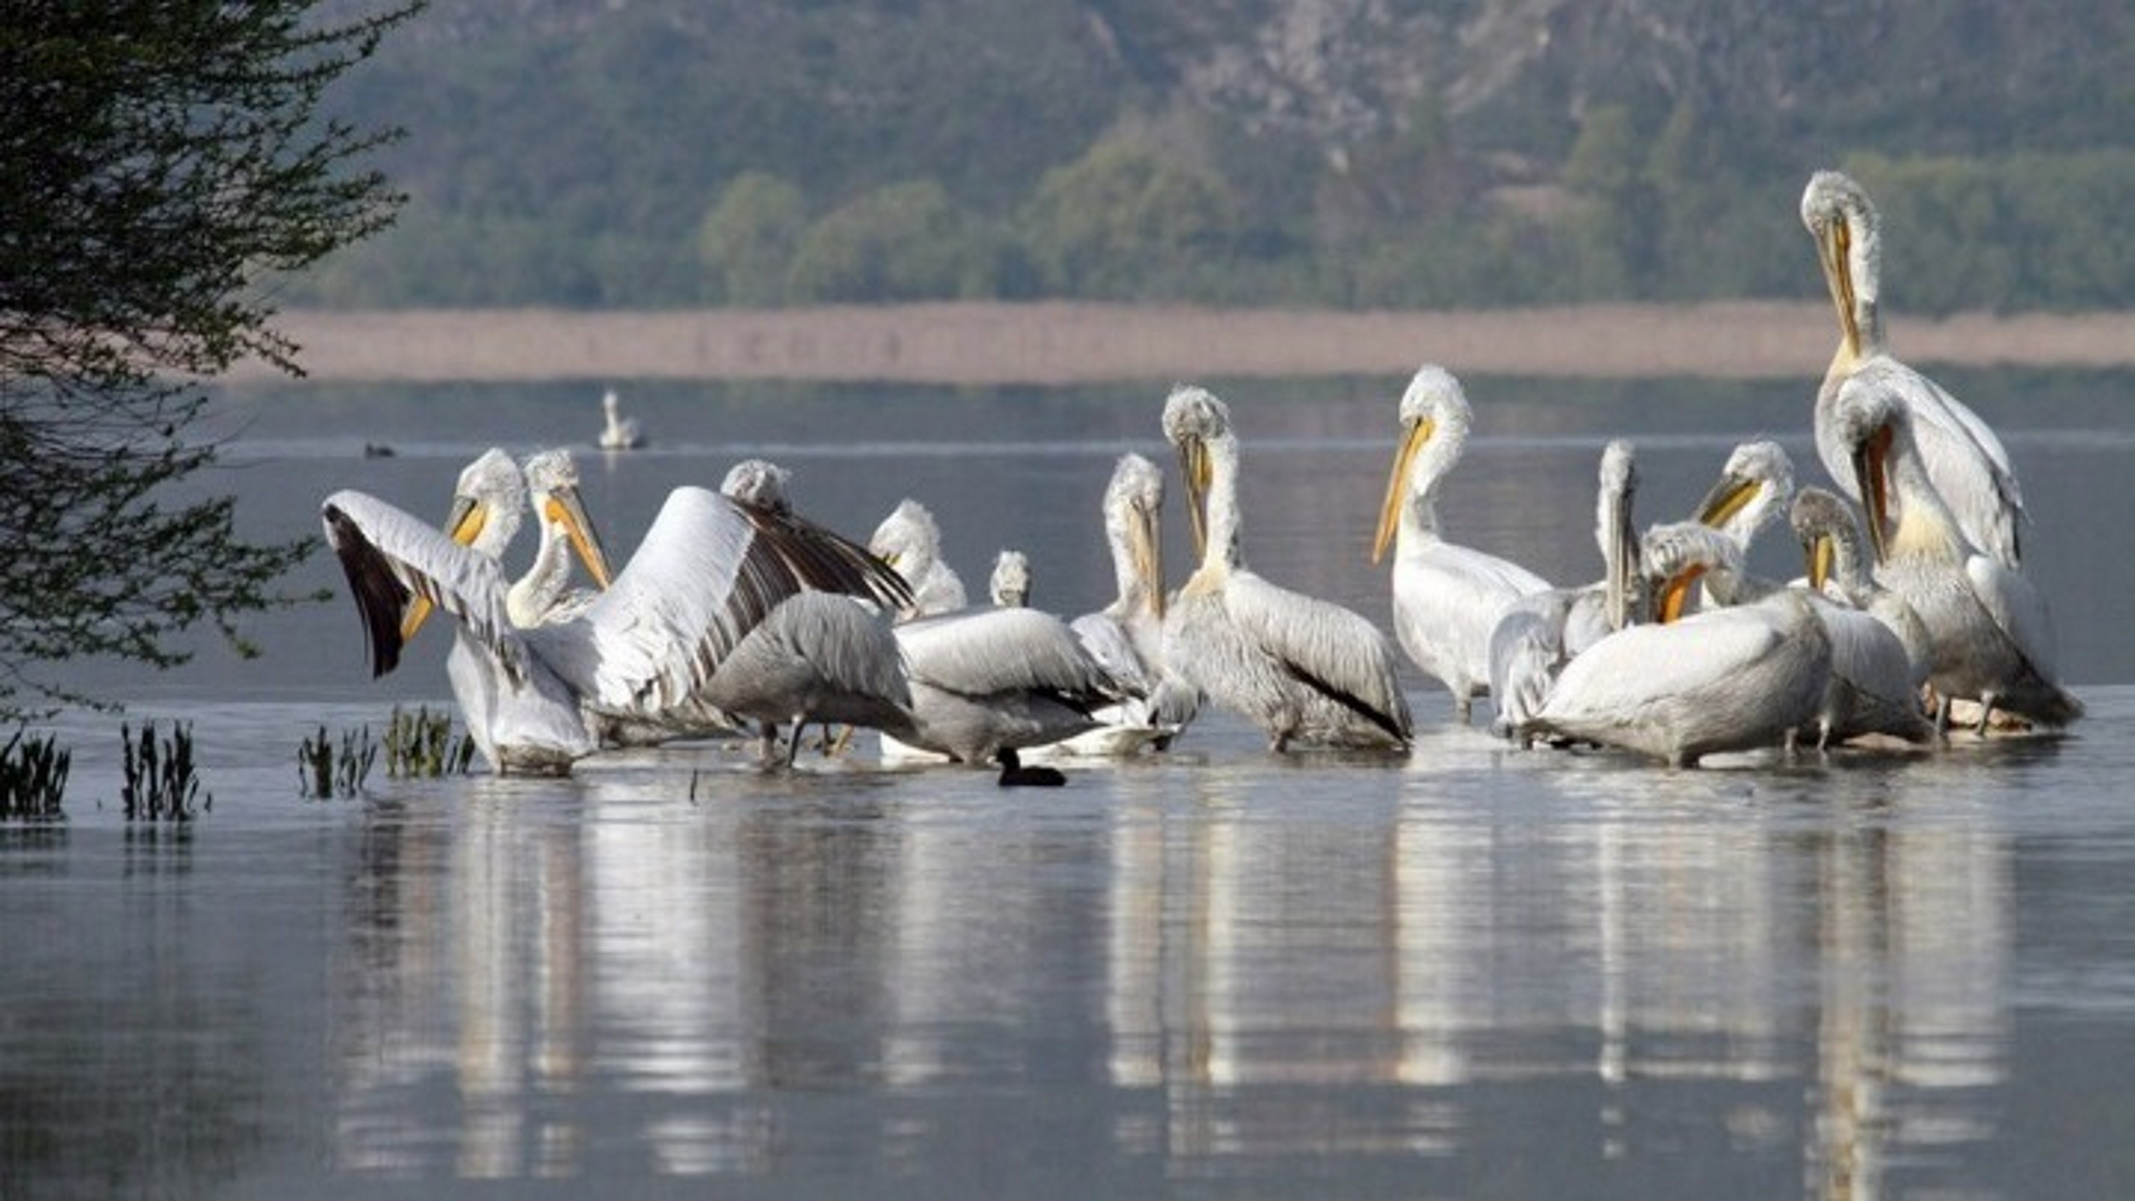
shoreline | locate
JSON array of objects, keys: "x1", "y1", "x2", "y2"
[{"x1": 234, "y1": 301, "x2": 2135, "y2": 386}]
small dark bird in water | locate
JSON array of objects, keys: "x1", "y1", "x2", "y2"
[
  {"x1": 363, "y1": 442, "x2": 396, "y2": 459},
  {"x1": 995, "y1": 747, "x2": 1065, "y2": 788}
]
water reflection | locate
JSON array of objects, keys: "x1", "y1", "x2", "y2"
[{"x1": 310, "y1": 744, "x2": 2017, "y2": 1190}]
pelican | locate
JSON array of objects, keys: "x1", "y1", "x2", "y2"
[
  {"x1": 1832, "y1": 371, "x2": 2081, "y2": 732},
  {"x1": 1374, "y1": 365, "x2": 1552, "y2": 722},
  {"x1": 597, "y1": 388, "x2": 645, "y2": 450},
  {"x1": 689, "y1": 459, "x2": 915, "y2": 766},
  {"x1": 1523, "y1": 537, "x2": 1832, "y2": 768},
  {"x1": 869, "y1": 498, "x2": 967, "y2": 619},
  {"x1": 1051, "y1": 453, "x2": 1195, "y2": 756},
  {"x1": 989, "y1": 549, "x2": 1031, "y2": 608},
  {"x1": 1802, "y1": 170, "x2": 2024, "y2": 567},
  {"x1": 1646, "y1": 519, "x2": 1929, "y2": 749},
  {"x1": 1788, "y1": 487, "x2": 1938, "y2": 746},
  {"x1": 1693, "y1": 440, "x2": 1795, "y2": 556},
  {"x1": 326, "y1": 460, "x2": 906, "y2": 774},
  {"x1": 1164, "y1": 384, "x2": 1411, "y2": 752},
  {"x1": 1488, "y1": 439, "x2": 1642, "y2": 742},
  {"x1": 887, "y1": 605, "x2": 1122, "y2": 764}
]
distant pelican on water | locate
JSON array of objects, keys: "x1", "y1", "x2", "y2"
[{"x1": 598, "y1": 388, "x2": 646, "y2": 451}]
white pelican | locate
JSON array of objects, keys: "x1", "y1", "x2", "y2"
[
  {"x1": 1488, "y1": 439, "x2": 1642, "y2": 741},
  {"x1": 989, "y1": 549, "x2": 1031, "y2": 608},
  {"x1": 326, "y1": 461, "x2": 907, "y2": 774},
  {"x1": 888, "y1": 605, "x2": 1122, "y2": 764},
  {"x1": 1523, "y1": 542, "x2": 1832, "y2": 768},
  {"x1": 690, "y1": 459, "x2": 915, "y2": 765},
  {"x1": 1374, "y1": 365, "x2": 1552, "y2": 722},
  {"x1": 869, "y1": 498, "x2": 967, "y2": 619},
  {"x1": 1052, "y1": 453, "x2": 1194, "y2": 756},
  {"x1": 597, "y1": 388, "x2": 645, "y2": 450},
  {"x1": 1787, "y1": 487, "x2": 1938, "y2": 747},
  {"x1": 1164, "y1": 384, "x2": 1412, "y2": 752},
  {"x1": 1802, "y1": 170, "x2": 2024, "y2": 567},
  {"x1": 1693, "y1": 440, "x2": 1795, "y2": 556},
  {"x1": 1831, "y1": 371, "x2": 2081, "y2": 732},
  {"x1": 1645, "y1": 520, "x2": 1929, "y2": 749}
]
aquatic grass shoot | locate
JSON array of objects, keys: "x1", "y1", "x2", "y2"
[
  {"x1": 298, "y1": 723, "x2": 378, "y2": 799},
  {"x1": 383, "y1": 705, "x2": 477, "y2": 778},
  {"x1": 120, "y1": 721, "x2": 210, "y2": 822},
  {"x1": 1, "y1": 729, "x2": 70, "y2": 823}
]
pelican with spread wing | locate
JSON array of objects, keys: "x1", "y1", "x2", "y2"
[
  {"x1": 324, "y1": 456, "x2": 908, "y2": 774},
  {"x1": 693, "y1": 459, "x2": 914, "y2": 766},
  {"x1": 1163, "y1": 384, "x2": 1411, "y2": 752},
  {"x1": 1802, "y1": 170, "x2": 2025, "y2": 568},
  {"x1": 1831, "y1": 372, "x2": 2080, "y2": 732},
  {"x1": 1374, "y1": 365, "x2": 1552, "y2": 722}
]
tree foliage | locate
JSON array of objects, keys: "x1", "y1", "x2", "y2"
[{"x1": 0, "y1": 1, "x2": 419, "y2": 717}]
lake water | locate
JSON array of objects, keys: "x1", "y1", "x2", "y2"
[{"x1": 7, "y1": 370, "x2": 2135, "y2": 1198}]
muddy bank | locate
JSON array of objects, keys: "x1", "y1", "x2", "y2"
[{"x1": 236, "y1": 301, "x2": 2135, "y2": 386}]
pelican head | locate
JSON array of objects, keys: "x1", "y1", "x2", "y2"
[
  {"x1": 1789, "y1": 486, "x2": 1870, "y2": 598},
  {"x1": 1801, "y1": 169, "x2": 1884, "y2": 365},
  {"x1": 1831, "y1": 375, "x2": 1907, "y2": 563},
  {"x1": 1597, "y1": 439, "x2": 1641, "y2": 631},
  {"x1": 869, "y1": 498, "x2": 945, "y2": 579},
  {"x1": 1642, "y1": 521, "x2": 1742, "y2": 624},
  {"x1": 1161, "y1": 384, "x2": 1233, "y2": 557},
  {"x1": 720, "y1": 458, "x2": 794, "y2": 515},
  {"x1": 1694, "y1": 439, "x2": 1795, "y2": 549},
  {"x1": 989, "y1": 549, "x2": 1032, "y2": 608},
  {"x1": 1373, "y1": 364, "x2": 1471, "y2": 564},
  {"x1": 1104, "y1": 452, "x2": 1166, "y2": 619},
  {"x1": 523, "y1": 448, "x2": 615, "y2": 590},
  {"x1": 402, "y1": 447, "x2": 527, "y2": 643},
  {"x1": 602, "y1": 388, "x2": 620, "y2": 415}
]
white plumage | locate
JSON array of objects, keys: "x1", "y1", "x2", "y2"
[
  {"x1": 1802, "y1": 170, "x2": 2025, "y2": 568},
  {"x1": 1164, "y1": 384, "x2": 1411, "y2": 752},
  {"x1": 1374, "y1": 365, "x2": 1552, "y2": 721}
]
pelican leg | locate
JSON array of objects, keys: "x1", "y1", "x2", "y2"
[
  {"x1": 1453, "y1": 694, "x2": 1473, "y2": 724},
  {"x1": 1974, "y1": 692, "x2": 1998, "y2": 737},
  {"x1": 1933, "y1": 694, "x2": 1953, "y2": 737},
  {"x1": 757, "y1": 722, "x2": 781, "y2": 768},
  {"x1": 784, "y1": 721, "x2": 810, "y2": 768}
]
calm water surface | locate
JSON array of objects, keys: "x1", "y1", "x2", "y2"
[{"x1": 6, "y1": 372, "x2": 2135, "y2": 1198}]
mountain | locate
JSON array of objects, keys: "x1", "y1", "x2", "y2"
[{"x1": 305, "y1": 0, "x2": 2135, "y2": 311}]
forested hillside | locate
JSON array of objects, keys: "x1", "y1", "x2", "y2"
[{"x1": 303, "y1": 0, "x2": 2135, "y2": 312}]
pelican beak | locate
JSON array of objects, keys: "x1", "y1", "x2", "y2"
[
  {"x1": 1656, "y1": 565, "x2": 1707, "y2": 625},
  {"x1": 1602, "y1": 488, "x2": 1639, "y2": 632},
  {"x1": 546, "y1": 485, "x2": 615, "y2": 589},
  {"x1": 1694, "y1": 472, "x2": 1756, "y2": 531},
  {"x1": 1804, "y1": 530, "x2": 1836, "y2": 593},
  {"x1": 1372, "y1": 417, "x2": 1432, "y2": 565},
  {"x1": 1851, "y1": 423, "x2": 1894, "y2": 562},
  {"x1": 1132, "y1": 501, "x2": 1165, "y2": 620},
  {"x1": 1176, "y1": 438, "x2": 1211, "y2": 557},
  {"x1": 1819, "y1": 216, "x2": 1861, "y2": 364},
  {"x1": 401, "y1": 494, "x2": 489, "y2": 641}
]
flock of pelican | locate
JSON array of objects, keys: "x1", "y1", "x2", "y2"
[{"x1": 323, "y1": 170, "x2": 2082, "y2": 775}]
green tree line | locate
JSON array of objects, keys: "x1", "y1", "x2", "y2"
[{"x1": 287, "y1": 2, "x2": 2135, "y2": 315}]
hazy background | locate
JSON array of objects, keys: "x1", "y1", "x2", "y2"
[{"x1": 298, "y1": 0, "x2": 2135, "y2": 315}]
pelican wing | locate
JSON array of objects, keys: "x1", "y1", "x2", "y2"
[
  {"x1": 1226, "y1": 572, "x2": 1410, "y2": 740},
  {"x1": 1541, "y1": 602, "x2": 1817, "y2": 747},
  {"x1": 541, "y1": 487, "x2": 807, "y2": 713},
  {"x1": 322, "y1": 491, "x2": 519, "y2": 681},
  {"x1": 1070, "y1": 612, "x2": 1155, "y2": 697},
  {"x1": 1964, "y1": 552, "x2": 2059, "y2": 681},
  {"x1": 730, "y1": 499, "x2": 916, "y2": 612},
  {"x1": 897, "y1": 607, "x2": 1117, "y2": 706}
]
